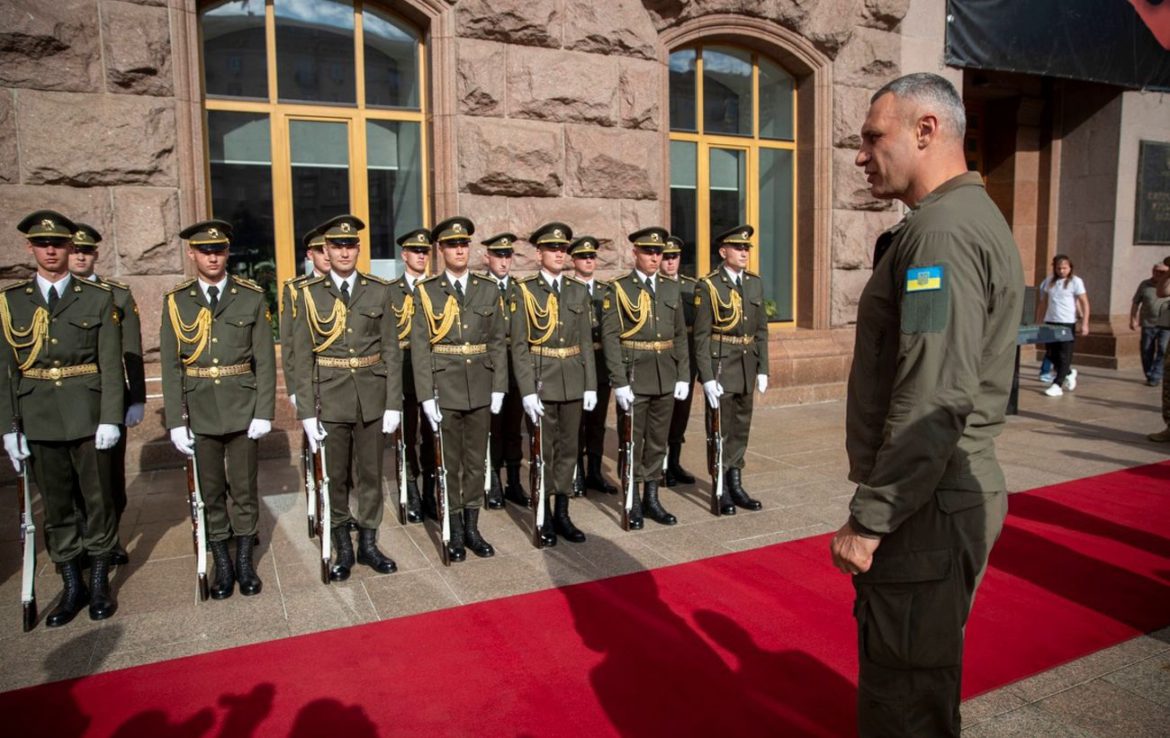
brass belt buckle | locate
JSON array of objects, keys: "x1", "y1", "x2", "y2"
[
  {"x1": 349, "y1": 356, "x2": 360, "y2": 368},
  {"x1": 208, "y1": 365, "x2": 221, "y2": 378},
  {"x1": 47, "y1": 367, "x2": 62, "y2": 381}
]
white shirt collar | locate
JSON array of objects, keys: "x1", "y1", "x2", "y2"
[
  {"x1": 404, "y1": 271, "x2": 424, "y2": 291},
  {"x1": 36, "y1": 273, "x2": 71, "y2": 304},
  {"x1": 330, "y1": 271, "x2": 356, "y2": 293},
  {"x1": 541, "y1": 270, "x2": 561, "y2": 291},
  {"x1": 723, "y1": 265, "x2": 743, "y2": 283},
  {"x1": 445, "y1": 270, "x2": 467, "y2": 291},
  {"x1": 634, "y1": 269, "x2": 654, "y2": 288},
  {"x1": 197, "y1": 276, "x2": 229, "y2": 303},
  {"x1": 495, "y1": 274, "x2": 509, "y2": 289}
]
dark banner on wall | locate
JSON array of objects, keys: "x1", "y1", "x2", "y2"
[{"x1": 946, "y1": 0, "x2": 1170, "y2": 92}]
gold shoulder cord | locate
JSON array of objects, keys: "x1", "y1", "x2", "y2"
[
  {"x1": 286, "y1": 282, "x2": 299, "y2": 319},
  {"x1": 166, "y1": 293, "x2": 212, "y2": 365},
  {"x1": 519, "y1": 282, "x2": 557, "y2": 346},
  {"x1": 416, "y1": 285, "x2": 458, "y2": 345},
  {"x1": 703, "y1": 278, "x2": 742, "y2": 333},
  {"x1": 0, "y1": 294, "x2": 49, "y2": 371},
  {"x1": 612, "y1": 280, "x2": 651, "y2": 339},
  {"x1": 302, "y1": 285, "x2": 347, "y2": 354},
  {"x1": 392, "y1": 293, "x2": 414, "y2": 341}
]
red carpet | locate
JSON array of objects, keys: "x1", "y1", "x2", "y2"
[{"x1": 3, "y1": 462, "x2": 1170, "y2": 737}]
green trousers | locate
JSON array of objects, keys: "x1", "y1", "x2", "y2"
[
  {"x1": 194, "y1": 430, "x2": 259, "y2": 542},
  {"x1": 323, "y1": 418, "x2": 385, "y2": 529},
  {"x1": 629, "y1": 392, "x2": 673, "y2": 482},
  {"x1": 436, "y1": 405, "x2": 490, "y2": 514},
  {"x1": 530, "y1": 400, "x2": 583, "y2": 499},
  {"x1": 30, "y1": 438, "x2": 116, "y2": 563}
]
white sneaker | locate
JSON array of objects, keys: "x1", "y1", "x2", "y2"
[
  {"x1": 1039, "y1": 372, "x2": 1056, "y2": 384},
  {"x1": 1044, "y1": 384, "x2": 1064, "y2": 397},
  {"x1": 1062, "y1": 369, "x2": 1078, "y2": 392}
]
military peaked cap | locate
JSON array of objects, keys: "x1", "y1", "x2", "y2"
[
  {"x1": 432, "y1": 216, "x2": 475, "y2": 244},
  {"x1": 714, "y1": 224, "x2": 755, "y2": 247},
  {"x1": 482, "y1": 233, "x2": 518, "y2": 253},
  {"x1": 317, "y1": 214, "x2": 364, "y2": 243},
  {"x1": 18, "y1": 210, "x2": 77, "y2": 242},
  {"x1": 397, "y1": 228, "x2": 434, "y2": 250},
  {"x1": 569, "y1": 236, "x2": 599, "y2": 257},
  {"x1": 302, "y1": 227, "x2": 326, "y2": 251},
  {"x1": 663, "y1": 235, "x2": 683, "y2": 255},
  {"x1": 530, "y1": 222, "x2": 573, "y2": 247},
  {"x1": 179, "y1": 219, "x2": 233, "y2": 251},
  {"x1": 72, "y1": 222, "x2": 103, "y2": 250},
  {"x1": 628, "y1": 226, "x2": 669, "y2": 251}
]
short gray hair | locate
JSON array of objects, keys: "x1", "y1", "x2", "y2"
[{"x1": 872, "y1": 73, "x2": 966, "y2": 141}]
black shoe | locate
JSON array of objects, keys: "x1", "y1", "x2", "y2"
[
  {"x1": 504, "y1": 464, "x2": 530, "y2": 507},
  {"x1": 553, "y1": 494, "x2": 586, "y2": 543},
  {"x1": 665, "y1": 443, "x2": 695, "y2": 486},
  {"x1": 345, "y1": 520, "x2": 359, "y2": 532},
  {"x1": 487, "y1": 468, "x2": 506, "y2": 509},
  {"x1": 88, "y1": 554, "x2": 117, "y2": 621},
  {"x1": 572, "y1": 461, "x2": 586, "y2": 498},
  {"x1": 209, "y1": 539, "x2": 235, "y2": 599},
  {"x1": 421, "y1": 475, "x2": 438, "y2": 521},
  {"x1": 463, "y1": 509, "x2": 495, "y2": 558},
  {"x1": 727, "y1": 468, "x2": 762, "y2": 511},
  {"x1": 447, "y1": 512, "x2": 467, "y2": 563},
  {"x1": 235, "y1": 535, "x2": 263, "y2": 595},
  {"x1": 356, "y1": 528, "x2": 397, "y2": 573},
  {"x1": 539, "y1": 507, "x2": 557, "y2": 548},
  {"x1": 642, "y1": 481, "x2": 677, "y2": 525},
  {"x1": 405, "y1": 480, "x2": 423, "y2": 524},
  {"x1": 330, "y1": 527, "x2": 355, "y2": 581},
  {"x1": 628, "y1": 491, "x2": 644, "y2": 530},
  {"x1": 110, "y1": 543, "x2": 129, "y2": 566},
  {"x1": 585, "y1": 454, "x2": 617, "y2": 494},
  {"x1": 46, "y1": 559, "x2": 89, "y2": 627}
]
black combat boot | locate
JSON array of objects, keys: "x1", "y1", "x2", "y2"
[
  {"x1": 572, "y1": 460, "x2": 586, "y2": 497},
  {"x1": 727, "y1": 468, "x2": 762, "y2": 511},
  {"x1": 717, "y1": 472, "x2": 737, "y2": 516},
  {"x1": 504, "y1": 463, "x2": 530, "y2": 507},
  {"x1": 463, "y1": 508, "x2": 495, "y2": 558},
  {"x1": 642, "y1": 480, "x2": 678, "y2": 525},
  {"x1": 553, "y1": 494, "x2": 586, "y2": 543},
  {"x1": 405, "y1": 480, "x2": 423, "y2": 524},
  {"x1": 447, "y1": 512, "x2": 467, "y2": 563},
  {"x1": 421, "y1": 474, "x2": 438, "y2": 521},
  {"x1": 487, "y1": 468, "x2": 505, "y2": 509},
  {"x1": 110, "y1": 541, "x2": 130, "y2": 566},
  {"x1": 88, "y1": 554, "x2": 117, "y2": 621},
  {"x1": 356, "y1": 528, "x2": 397, "y2": 573},
  {"x1": 209, "y1": 539, "x2": 235, "y2": 599},
  {"x1": 664, "y1": 443, "x2": 695, "y2": 487},
  {"x1": 46, "y1": 559, "x2": 89, "y2": 627},
  {"x1": 585, "y1": 453, "x2": 617, "y2": 494},
  {"x1": 235, "y1": 535, "x2": 263, "y2": 595},
  {"x1": 628, "y1": 486, "x2": 644, "y2": 530},
  {"x1": 330, "y1": 527, "x2": 355, "y2": 581},
  {"x1": 539, "y1": 500, "x2": 557, "y2": 548}
]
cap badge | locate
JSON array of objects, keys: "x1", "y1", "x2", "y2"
[
  {"x1": 453, "y1": 223, "x2": 463, "y2": 233},
  {"x1": 651, "y1": 233, "x2": 659, "y2": 242},
  {"x1": 209, "y1": 227, "x2": 219, "y2": 238},
  {"x1": 340, "y1": 222, "x2": 352, "y2": 233},
  {"x1": 741, "y1": 230, "x2": 749, "y2": 239},
  {"x1": 41, "y1": 219, "x2": 53, "y2": 229},
  {"x1": 417, "y1": 234, "x2": 425, "y2": 242},
  {"x1": 554, "y1": 229, "x2": 562, "y2": 239}
]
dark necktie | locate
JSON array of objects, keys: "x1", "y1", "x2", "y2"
[
  {"x1": 340, "y1": 281, "x2": 350, "y2": 306},
  {"x1": 47, "y1": 285, "x2": 59, "y2": 312},
  {"x1": 454, "y1": 279, "x2": 464, "y2": 305},
  {"x1": 208, "y1": 285, "x2": 219, "y2": 312},
  {"x1": 644, "y1": 277, "x2": 655, "y2": 297},
  {"x1": 551, "y1": 278, "x2": 560, "y2": 296},
  {"x1": 734, "y1": 275, "x2": 742, "y2": 292},
  {"x1": 499, "y1": 282, "x2": 506, "y2": 298}
]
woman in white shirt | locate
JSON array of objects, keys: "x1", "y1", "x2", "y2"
[{"x1": 1035, "y1": 254, "x2": 1090, "y2": 397}]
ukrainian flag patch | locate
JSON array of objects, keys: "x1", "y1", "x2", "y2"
[{"x1": 905, "y1": 265, "x2": 943, "y2": 293}]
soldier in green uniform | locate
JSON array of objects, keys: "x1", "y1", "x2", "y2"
[
  {"x1": 511, "y1": 222, "x2": 597, "y2": 545},
  {"x1": 600, "y1": 227, "x2": 690, "y2": 528},
  {"x1": 829, "y1": 73, "x2": 1024, "y2": 737},
  {"x1": 693, "y1": 225, "x2": 768, "y2": 515},
  {"x1": 161, "y1": 220, "x2": 276, "y2": 599},
  {"x1": 68, "y1": 223, "x2": 146, "y2": 565},
  {"x1": 659, "y1": 235, "x2": 698, "y2": 488},
  {"x1": 280, "y1": 229, "x2": 330, "y2": 411},
  {"x1": 482, "y1": 232, "x2": 525, "y2": 509},
  {"x1": 1, "y1": 210, "x2": 124, "y2": 625},
  {"x1": 293, "y1": 214, "x2": 402, "y2": 580},
  {"x1": 571, "y1": 235, "x2": 617, "y2": 496},
  {"x1": 411, "y1": 216, "x2": 507, "y2": 561}
]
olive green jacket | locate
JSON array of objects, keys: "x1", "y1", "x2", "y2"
[
  {"x1": 600, "y1": 271, "x2": 689, "y2": 395},
  {"x1": 96, "y1": 275, "x2": 146, "y2": 407},
  {"x1": 279, "y1": 274, "x2": 314, "y2": 400},
  {"x1": 509, "y1": 274, "x2": 597, "y2": 402},
  {"x1": 693, "y1": 266, "x2": 769, "y2": 394},
  {"x1": 662, "y1": 273, "x2": 699, "y2": 380},
  {"x1": 0, "y1": 276, "x2": 124, "y2": 441},
  {"x1": 389, "y1": 274, "x2": 418, "y2": 400},
  {"x1": 585, "y1": 279, "x2": 611, "y2": 389}
]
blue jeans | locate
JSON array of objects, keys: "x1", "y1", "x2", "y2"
[{"x1": 1142, "y1": 326, "x2": 1170, "y2": 382}]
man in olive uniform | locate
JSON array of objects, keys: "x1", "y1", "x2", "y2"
[
  {"x1": 482, "y1": 233, "x2": 524, "y2": 509},
  {"x1": 411, "y1": 216, "x2": 507, "y2": 562},
  {"x1": 511, "y1": 222, "x2": 597, "y2": 546},
  {"x1": 69, "y1": 223, "x2": 146, "y2": 565},
  {"x1": 659, "y1": 235, "x2": 698, "y2": 487},
  {"x1": 1, "y1": 210, "x2": 124, "y2": 625},
  {"x1": 693, "y1": 225, "x2": 768, "y2": 515},
  {"x1": 293, "y1": 214, "x2": 402, "y2": 581},
  {"x1": 280, "y1": 228, "x2": 330, "y2": 410},
  {"x1": 829, "y1": 73, "x2": 1024, "y2": 737},
  {"x1": 161, "y1": 220, "x2": 276, "y2": 599},
  {"x1": 571, "y1": 235, "x2": 617, "y2": 496},
  {"x1": 600, "y1": 227, "x2": 690, "y2": 528}
]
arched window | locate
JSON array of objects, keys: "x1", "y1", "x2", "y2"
[
  {"x1": 669, "y1": 45, "x2": 796, "y2": 322},
  {"x1": 200, "y1": 0, "x2": 428, "y2": 324}
]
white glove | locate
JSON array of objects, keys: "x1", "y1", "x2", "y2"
[
  {"x1": 757, "y1": 374, "x2": 768, "y2": 394},
  {"x1": 703, "y1": 380, "x2": 723, "y2": 409},
  {"x1": 674, "y1": 381, "x2": 690, "y2": 401},
  {"x1": 382, "y1": 410, "x2": 401, "y2": 434},
  {"x1": 422, "y1": 398, "x2": 443, "y2": 431},
  {"x1": 247, "y1": 418, "x2": 272, "y2": 440},
  {"x1": 615, "y1": 385, "x2": 634, "y2": 412},
  {"x1": 301, "y1": 417, "x2": 327, "y2": 453},
  {"x1": 169, "y1": 426, "x2": 195, "y2": 456},
  {"x1": 490, "y1": 392, "x2": 505, "y2": 415},
  {"x1": 124, "y1": 402, "x2": 146, "y2": 428},
  {"x1": 95, "y1": 423, "x2": 121, "y2": 450},
  {"x1": 582, "y1": 390, "x2": 597, "y2": 412},
  {"x1": 3, "y1": 432, "x2": 29, "y2": 472},
  {"x1": 288, "y1": 393, "x2": 296, "y2": 409},
  {"x1": 522, "y1": 393, "x2": 544, "y2": 423}
]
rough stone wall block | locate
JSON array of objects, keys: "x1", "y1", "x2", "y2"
[
  {"x1": 0, "y1": 0, "x2": 103, "y2": 92},
  {"x1": 101, "y1": 0, "x2": 174, "y2": 96}
]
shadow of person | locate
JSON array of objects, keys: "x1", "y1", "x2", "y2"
[
  {"x1": 110, "y1": 709, "x2": 215, "y2": 738},
  {"x1": 215, "y1": 682, "x2": 275, "y2": 738},
  {"x1": 288, "y1": 698, "x2": 379, "y2": 738}
]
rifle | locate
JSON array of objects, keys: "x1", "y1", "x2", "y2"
[
  {"x1": 530, "y1": 358, "x2": 546, "y2": 547},
  {"x1": 180, "y1": 357, "x2": 209, "y2": 602},
  {"x1": 312, "y1": 358, "x2": 332, "y2": 584},
  {"x1": 483, "y1": 430, "x2": 492, "y2": 497},
  {"x1": 706, "y1": 355, "x2": 725, "y2": 516},
  {"x1": 393, "y1": 428, "x2": 407, "y2": 525},
  {"x1": 431, "y1": 355, "x2": 451, "y2": 566},
  {"x1": 302, "y1": 430, "x2": 317, "y2": 539},
  {"x1": 10, "y1": 366, "x2": 36, "y2": 631},
  {"x1": 618, "y1": 355, "x2": 636, "y2": 531}
]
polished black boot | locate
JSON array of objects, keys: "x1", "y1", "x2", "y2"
[
  {"x1": 357, "y1": 528, "x2": 397, "y2": 573},
  {"x1": 487, "y1": 468, "x2": 506, "y2": 509},
  {"x1": 727, "y1": 468, "x2": 762, "y2": 511},
  {"x1": 46, "y1": 559, "x2": 89, "y2": 627},
  {"x1": 642, "y1": 481, "x2": 677, "y2": 525},
  {"x1": 405, "y1": 480, "x2": 423, "y2": 524},
  {"x1": 504, "y1": 463, "x2": 530, "y2": 507},
  {"x1": 110, "y1": 541, "x2": 130, "y2": 566},
  {"x1": 585, "y1": 453, "x2": 617, "y2": 494},
  {"x1": 235, "y1": 535, "x2": 263, "y2": 595},
  {"x1": 330, "y1": 526, "x2": 355, "y2": 581},
  {"x1": 421, "y1": 474, "x2": 438, "y2": 521},
  {"x1": 88, "y1": 554, "x2": 117, "y2": 621},
  {"x1": 209, "y1": 539, "x2": 235, "y2": 599},
  {"x1": 718, "y1": 472, "x2": 737, "y2": 516},
  {"x1": 539, "y1": 501, "x2": 557, "y2": 548},
  {"x1": 447, "y1": 512, "x2": 467, "y2": 562},
  {"x1": 553, "y1": 494, "x2": 586, "y2": 543},
  {"x1": 463, "y1": 508, "x2": 495, "y2": 558},
  {"x1": 664, "y1": 443, "x2": 695, "y2": 487},
  {"x1": 628, "y1": 487, "x2": 644, "y2": 530},
  {"x1": 572, "y1": 460, "x2": 586, "y2": 497}
]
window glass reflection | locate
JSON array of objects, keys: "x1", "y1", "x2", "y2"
[
  {"x1": 703, "y1": 47, "x2": 752, "y2": 136},
  {"x1": 708, "y1": 147, "x2": 746, "y2": 266},
  {"x1": 759, "y1": 148, "x2": 794, "y2": 320},
  {"x1": 364, "y1": 7, "x2": 419, "y2": 108},
  {"x1": 669, "y1": 49, "x2": 697, "y2": 132},
  {"x1": 759, "y1": 58, "x2": 794, "y2": 141},
  {"x1": 202, "y1": 0, "x2": 268, "y2": 99},
  {"x1": 289, "y1": 120, "x2": 351, "y2": 271},
  {"x1": 367, "y1": 120, "x2": 423, "y2": 279},
  {"x1": 275, "y1": 0, "x2": 355, "y2": 104},
  {"x1": 669, "y1": 141, "x2": 698, "y2": 276}
]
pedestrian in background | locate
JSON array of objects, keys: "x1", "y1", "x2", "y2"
[
  {"x1": 1035, "y1": 254, "x2": 1090, "y2": 397},
  {"x1": 1147, "y1": 260, "x2": 1170, "y2": 443},
  {"x1": 1131, "y1": 262, "x2": 1170, "y2": 387}
]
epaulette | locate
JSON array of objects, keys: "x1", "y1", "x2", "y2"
[
  {"x1": 1, "y1": 278, "x2": 33, "y2": 292},
  {"x1": 101, "y1": 277, "x2": 130, "y2": 290},
  {"x1": 232, "y1": 275, "x2": 264, "y2": 292},
  {"x1": 283, "y1": 275, "x2": 308, "y2": 288},
  {"x1": 520, "y1": 274, "x2": 540, "y2": 283},
  {"x1": 679, "y1": 274, "x2": 699, "y2": 284},
  {"x1": 79, "y1": 278, "x2": 111, "y2": 291},
  {"x1": 564, "y1": 274, "x2": 586, "y2": 286},
  {"x1": 361, "y1": 273, "x2": 391, "y2": 285},
  {"x1": 302, "y1": 275, "x2": 327, "y2": 288},
  {"x1": 418, "y1": 274, "x2": 441, "y2": 285},
  {"x1": 745, "y1": 270, "x2": 759, "y2": 279},
  {"x1": 475, "y1": 270, "x2": 497, "y2": 282},
  {"x1": 166, "y1": 278, "x2": 197, "y2": 295}
]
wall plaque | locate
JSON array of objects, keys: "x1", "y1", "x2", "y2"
[{"x1": 1136, "y1": 140, "x2": 1170, "y2": 245}]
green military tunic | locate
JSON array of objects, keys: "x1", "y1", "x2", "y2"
[
  {"x1": 279, "y1": 274, "x2": 313, "y2": 402},
  {"x1": 0, "y1": 275, "x2": 124, "y2": 561},
  {"x1": 96, "y1": 275, "x2": 145, "y2": 518},
  {"x1": 390, "y1": 273, "x2": 432, "y2": 483},
  {"x1": 160, "y1": 275, "x2": 276, "y2": 541},
  {"x1": 665, "y1": 273, "x2": 699, "y2": 446},
  {"x1": 490, "y1": 275, "x2": 524, "y2": 472},
  {"x1": 579, "y1": 279, "x2": 612, "y2": 460}
]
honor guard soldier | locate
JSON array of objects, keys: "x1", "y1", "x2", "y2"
[
  {"x1": 411, "y1": 216, "x2": 507, "y2": 561},
  {"x1": 293, "y1": 214, "x2": 402, "y2": 580},
  {"x1": 1, "y1": 210, "x2": 124, "y2": 625},
  {"x1": 511, "y1": 223, "x2": 597, "y2": 545},
  {"x1": 658, "y1": 235, "x2": 698, "y2": 487},
  {"x1": 600, "y1": 227, "x2": 691, "y2": 527},
  {"x1": 570, "y1": 235, "x2": 618, "y2": 495},
  {"x1": 161, "y1": 220, "x2": 276, "y2": 598},
  {"x1": 69, "y1": 223, "x2": 146, "y2": 565},
  {"x1": 482, "y1": 232, "x2": 526, "y2": 509},
  {"x1": 693, "y1": 225, "x2": 768, "y2": 514},
  {"x1": 280, "y1": 228, "x2": 331, "y2": 410},
  {"x1": 390, "y1": 227, "x2": 434, "y2": 523}
]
